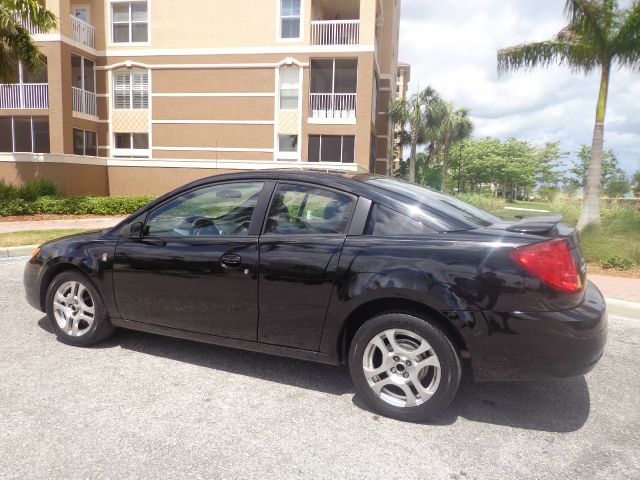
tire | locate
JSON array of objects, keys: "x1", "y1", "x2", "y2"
[
  {"x1": 45, "y1": 270, "x2": 115, "y2": 347},
  {"x1": 348, "y1": 312, "x2": 461, "y2": 422}
]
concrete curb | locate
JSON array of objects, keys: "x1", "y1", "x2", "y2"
[
  {"x1": 605, "y1": 298, "x2": 640, "y2": 318},
  {"x1": 0, "y1": 244, "x2": 38, "y2": 258}
]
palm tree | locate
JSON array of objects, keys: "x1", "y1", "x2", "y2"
[
  {"x1": 388, "y1": 87, "x2": 440, "y2": 183},
  {"x1": 434, "y1": 101, "x2": 473, "y2": 192},
  {"x1": 498, "y1": 0, "x2": 640, "y2": 229},
  {"x1": 0, "y1": 0, "x2": 57, "y2": 82}
]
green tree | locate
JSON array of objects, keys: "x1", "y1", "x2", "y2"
[
  {"x1": 604, "y1": 172, "x2": 630, "y2": 197},
  {"x1": 569, "y1": 144, "x2": 622, "y2": 189},
  {"x1": 498, "y1": 0, "x2": 640, "y2": 229},
  {"x1": 433, "y1": 101, "x2": 473, "y2": 192},
  {"x1": 388, "y1": 87, "x2": 440, "y2": 183},
  {"x1": 0, "y1": 0, "x2": 57, "y2": 81},
  {"x1": 632, "y1": 170, "x2": 640, "y2": 197}
]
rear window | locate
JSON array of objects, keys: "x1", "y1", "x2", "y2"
[
  {"x1": 365, "y1": 204, "x2": 435, "y2": 236},
  {"x1": 365, "y1": 177, "x2": 500, "y2": 230}
]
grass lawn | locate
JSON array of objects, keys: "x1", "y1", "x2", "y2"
[
  {"x1": 0, "y1": 229, "x2": 89, "y2": 248},
  {"x1": 490, "y1": 199, "x2": 640, "y2": 273}
]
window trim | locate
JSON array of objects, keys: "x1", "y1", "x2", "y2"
[
  {"x1": 141, "y1": 180, "x2": 269, "y2": 239},
  {"x1": 73, "y1": 128, "x2": 98, "y2": 156},
  {"x1": 308, "y1": 134, "x2": 355, "y2": 163},
  {"x1": 0, "y1": 116, "x2": 50, "y2": 154},
  {"x1": 112, "y1": 69, "x2": 149, "y2": 109},
  {"x1": 109, "y1": 0, "x2": 150, "y2": 46},
  {"x1": 260, "y1": 181, "x2": 358, "y2": 237},
  {"x1": 112, "y1": 132, "x2": 150, "y2": 158},
  {"x1": 277, "y1": 0, "x2": 303, "y2": 41}
]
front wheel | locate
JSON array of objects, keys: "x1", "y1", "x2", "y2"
[
  {"x1": 348, "y1": 313, "x2": 461, "y2": 422},
  {"x1": 45, "y1": 271, "x2": 114, "y2": 347}
]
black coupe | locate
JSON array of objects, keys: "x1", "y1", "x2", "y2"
[{"x1": 24, "y1": 170, "x2": 607, "y2": 422}]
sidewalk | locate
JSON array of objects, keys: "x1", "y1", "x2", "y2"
[
  {"x1": 0, "y1": 216, "x2": 126, "y2": 234},
  {"x1": 589, "y1": 275, "x2": 640, "y2": 303}
]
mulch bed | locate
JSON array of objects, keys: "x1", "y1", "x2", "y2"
[{"x1": 587, "y1": 263, "x2": 640, "y2": 279}]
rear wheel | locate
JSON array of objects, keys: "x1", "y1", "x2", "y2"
[
  {"x1": 348, "y1": 312, "x2": 461, "y2": 422},
  {"x1": 45, "y1": 271, "x2": 114, "y2": 346}
]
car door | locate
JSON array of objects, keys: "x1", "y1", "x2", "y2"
[
  {"x1": 257, "y1": 182, "x2": 357, "y2": 350},
  {"x1": 112, "y1": 180, "x2": 272, "y2": 340}
]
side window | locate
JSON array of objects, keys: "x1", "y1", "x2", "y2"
[
  {"x1": 265, "y1": 183, "x2": 355, "y2": 235},
  {"x1": 145, "y1": 182, "x2": 264, "y2": 237},
  {"x1": 365, "y1": 204, "x2": 436, "y2": 236}
]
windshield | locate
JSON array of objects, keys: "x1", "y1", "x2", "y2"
[{"x1": 365, "y1": 177, "x2": 500, "y2": 231}]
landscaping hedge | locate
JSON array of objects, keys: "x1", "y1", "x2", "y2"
[{"x1": 0, "y1": 195, "x2": 155, "y2": 217}]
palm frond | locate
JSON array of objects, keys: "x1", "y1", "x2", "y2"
[
  {"x1": 498, "y1": 38, "x2": 600, "y2": 74},
  {"x1": 613, "y1": 0, "x2": 640, "y2": 70}
]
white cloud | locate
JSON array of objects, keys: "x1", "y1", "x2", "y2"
[{"x1": 398, "y1": 0, "x2": 640, "y2": 174}]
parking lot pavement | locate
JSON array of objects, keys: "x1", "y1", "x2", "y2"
[{"x1": 1, "y1": 257, "x2": 639, "y2": 480}]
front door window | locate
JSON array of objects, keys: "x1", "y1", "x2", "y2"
[{"x1": 146, "y1": 182, "x2": 265, "y2": 237}]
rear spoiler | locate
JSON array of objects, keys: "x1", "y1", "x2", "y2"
[{"x1": 490, "y1": 214, "x2": 564, "y2": 235}]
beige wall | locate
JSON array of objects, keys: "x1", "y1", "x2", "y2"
[
  {"x1": 107, "y1": 166, "x2": 240, "y2": 196},
  {"x1": 0, "y1": 161, "x2": 109, "y2": 196}
]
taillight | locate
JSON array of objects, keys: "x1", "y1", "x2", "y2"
[{"x1": 509, "y1": 239, "x2": 582, "y2": 293}]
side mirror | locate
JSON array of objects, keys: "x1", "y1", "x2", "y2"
[{"x1": 129, "y1": 222, "x2": 144, "y2": 239}]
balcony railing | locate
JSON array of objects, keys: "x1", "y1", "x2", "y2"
[
  {"x1": 0, "y1": 84, "x2": 48, "y2": 109},
  {"x1": 13, "y1": 14, "x2": 45, "y2": 35},
  {"x1": 72, "y1": 86, "x2": 97, "y2": 116},
  {"x1": 309, "y1": 93, "x2": 356, "y2": 120},
  {"x1": 70, "y1": 15, "x2": 95, "y2": 48},
  {"x1": 311, "y1": 20, "x2": 359, "y2": 45}
]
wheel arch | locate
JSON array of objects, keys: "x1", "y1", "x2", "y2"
[
  {"x1": 338, "y1": 297, "x2": 469, "y2": 364},
  {"x1": 39, "y1": 262, "x2": 92, "y2": 311}
]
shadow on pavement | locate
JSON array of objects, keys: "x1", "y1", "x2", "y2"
[{"x1": 38, "y1": 317, "x2": 591, "y2": 432}]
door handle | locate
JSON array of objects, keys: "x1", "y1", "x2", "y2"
[
  {"x1": 220, "y1": 254, "x2": 242, "y2": 268},
  {"x1": 141, "y1": 238, "x2": 166, "y2": 246}
]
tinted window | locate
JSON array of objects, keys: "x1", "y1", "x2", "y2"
[
  {"x1": 366, "y1": 177, "x2": 500, "y2": 230},
  {"x1": 145, "y1": 182, "x2": 264, "y2": 237},
  {"x1": 265, "y1": 183, "x2": 355, "y2": 235},
  {"x1": 13, "y1": 118, "x2": 32, "y2": 152},
  {"x1": 365, "y1": 204, "x2": 435, "y2": 236},
  {"x1": 0, "y1": 118, "x2": 12, "y2": 152}
]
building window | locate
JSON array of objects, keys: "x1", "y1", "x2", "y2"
[
  {"x1": 279, "y1": 67, "x2": 299, "y2": 109},
  {"x1": 112, "y1": 1, "x2": 148, "y2": 43},
  {"x1": 113, "y1": 132, "x2": 149, "y2": 158},
  {"x1": 280, "y1": 0, "x2": 301, "y2": 39},
  {"x1": 71, "y1": 55, "x2": 95, "y2": 93},
  {"x1": 278, "y1": 134, "x2": 298, "y2": 161},
  {"x1": 308, "y1": 135, "x2": 354, "y2": 163},
  {"x1": 309, "y1": 59, "x2": 358, "y2": 119},
  {"x1": 113, "y1": 70, "x2": 149, "y2": 109},
  {"x1": 0, "y1": 116, "x2": 50, "y2": 154},
  {"x1": 73, "y1": 129, "x2": 98, "y2": 156}
]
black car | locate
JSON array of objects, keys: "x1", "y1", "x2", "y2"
[{"x1": 24, "y1": 170, "x2": 607, "y2": 422}]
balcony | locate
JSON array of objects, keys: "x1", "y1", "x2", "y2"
[
  {"x1": 70, "y1": 15, "x2": 95, "y2": 48},
  {"x1": 13, "y1": 14, "x2": 45, "y2": 35},
  {"x1": 0, "y1": 84, "x2": 48, "y2": 109},
  {"x1": 309, "y1": 93, "x2": 356, "y2": 121},
  {"x1": 311, "y1": 20, "x2": 360, "y2": 45},
  {"x1": 72, "y1": 87, "x2": 97, "y2": 116}
]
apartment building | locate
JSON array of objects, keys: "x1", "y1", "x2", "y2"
[{"x1": 0, "y1": 0, "x2": 404, "y2": 195}]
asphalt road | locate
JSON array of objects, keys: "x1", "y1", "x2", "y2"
[{"x1": 1, "y1": 257, "x2": 639, "y2": 480}]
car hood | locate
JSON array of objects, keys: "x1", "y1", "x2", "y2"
[{"x1": 41, "y1": 229, "x2": 107, "y2": 247}]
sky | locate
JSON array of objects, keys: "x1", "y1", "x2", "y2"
[{"x1": 398, "y1": 0, "x2": 640, "y2": 175}]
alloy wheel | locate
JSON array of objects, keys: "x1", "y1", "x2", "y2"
[
  {"x1": 52, "y1": 280, "x2": 95, "y2": 337},
  {"x1": 362, "y1": 328, "x2": 441, "y2": 407}
]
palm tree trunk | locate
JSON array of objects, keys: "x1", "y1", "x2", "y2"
[
  {"x1": 409, "y1": 131, "x2": 418, "y2": 183},
  {"x1": 442, "y1": 133, "x2": 451, "y2": 192},
  {"x1": 577, "y1": 62, "x2": 610, "y2": 230}
]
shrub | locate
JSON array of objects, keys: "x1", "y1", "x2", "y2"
[
  {"x1": 601, "y1": 256, "x2": 636, "y2": 271},
  {"x1": 454, "y1": 193, "x2": 506, "y2": 212},
  {"x1": 0, "y1": 195, "x2": 155, "y2": 217},
  {"x1": 0, "y1": 179, "x2": 58, "y2": 201},
  {"x1": 18, "y1": 179, "x2": 58, "y2": 201}
]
